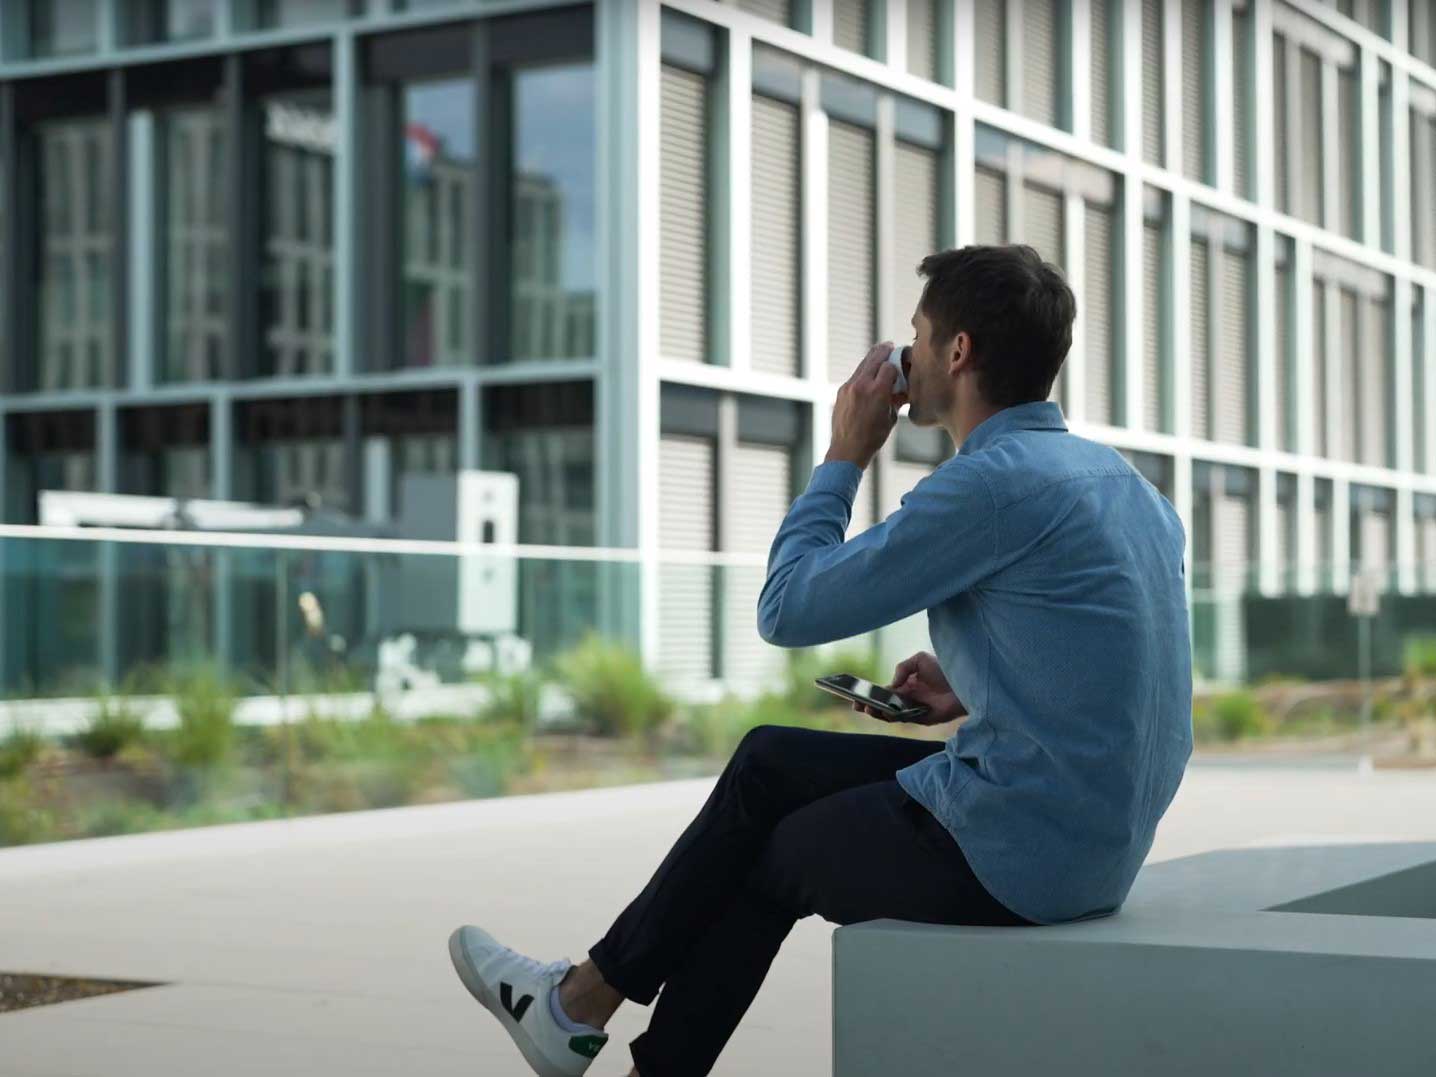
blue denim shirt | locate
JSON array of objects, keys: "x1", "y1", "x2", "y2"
[{"x1": 757, "y1": 401, "x2": 1193, "y2": 925}]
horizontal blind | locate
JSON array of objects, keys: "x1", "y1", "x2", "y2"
[
  {"x1": 1085, "y1": 202, "x2": 1114, "y2": 425},
  {"x1": 1273, "y1": 36, "x2": 1289, "y2": 214},
  {"x1": 1339, "y1": 288, "x2": 1360, "y2": 463},
  {"x1": 1360, "y1": 511, "x2": 1391, "y2": 581},
  {"x1": 1091, "y1": 0, "x2": 1112, "y2": 146},
  {"x1": 828, "y1": 121, "x2": 876, "y2": 382},
  {"x1": 848, "y1": 463, "x2": 876, "y2": 537},
  {"x1": 975, "y1": 0, "x2": 1006, "y2": 105},
  {"x1": 1142, "y1": 0, "x2": 1164, "y2": 166},
  {"x1": 907, "y1": 0, "x2": 939, "y2": 81},
  {"x1": 1337, "y1": 67, "x2": 1357, "y2": 238},
  {"x1": 725, "y1": 443, "x2": 792, "y2": 687},
  {"x1": 1216, "y1": 493, "x2": 1250, "y2": 593},
  {"x1": 1181, "y1": 0, "x2": 1206, "y2": 182},
  {"x1": 1215, "y1": 246, "x2": 1249, "y2": 445},
  {"x1": 892, "y1": 141, "x2": 940, "y2": 343},
  {"x1": 833, "y1": 0, "x2": 870, "y2": 54},
  {"x1": 1413, "y1": 112, "x2": 1436, "y2": 270},
  {"x1": 1275, "y1": 264, "x2": 1292, "y2": 451},
  {"x1": 659, "y1": 65, "x2": 708, "y2": 363},
  {"x1": 1360, "y1": 297, "x2": 1389, "y2": 468},
  {"x1": 1415, "y1": 298, "x2": 1428, "y2": 473},
  {"x1": 1023, "y1": 184, "x2": 1065, "y2": 406},
  {"x1": 1143, "y1": 221, "x2": 1164, "y2": 431},
  {"x1": 1314, "y1": 502, "x2": 1332, "y2": 578},
  {"x1": 1190, "y1": 237, "x2": 1210, "y2": 440},
  {"x1": 751, "y1": 94, "x2": 801, "y2": 377},
  {"x1": 975, "y1": 166, "x2": 1008, "y2": 245},
  {"x1": 1023, "y1": 0, "x2": 1059, "y2": 128},
  {"x1": 1416, "y1": 1, "x2": 1436, "y2": 67},
  {"x1": 1276, "y1": 500, "x2": 1293, "y2": 592},
  {"x1": 1299, "y1": 49, "x2": 1322, "y2": 226},
  {"x1": 1312, "y1": 283, "x2": 1328, "y2": 457},
  {"x1": 1424, "y1": 517, "x2": 1436, "y2": 592},
  {"x1": 1232, "y1": 3, "x2": 1252, "y2": 198},
  {"x1": 736, "y1": 0, "x2": 791, "y2": 24},
  {"x1": 658, "y1": 434, "x2": 716, "y2": 682}
]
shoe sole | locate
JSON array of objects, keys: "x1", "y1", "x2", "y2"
[{"x1": 448, "y1": 927, "x2": 576, "y2": 1077}]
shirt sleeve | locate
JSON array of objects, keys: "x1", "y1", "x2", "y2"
[{"x1": 756, "y1": 456, "x2": 999, "y2": 647}]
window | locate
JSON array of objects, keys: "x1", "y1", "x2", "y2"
[
  {"x1": 833, "y1": 0, "x2": 873, "y2": 57},
  {"x1": 504, "y1": 46, "x2": 597, "y2": 362},
  {"x1": 1276, "y1": 473, "x2": 1298, "y2": 592},
  {"x1": 659, "y1": 13, "x2": 716, "y2": 364},
  {"x1": 126, "y1": 56, "x2": 230, "y2": 383},
  {"x1": 236, "y1": 396, "x2": 351, "y2": 513},
  {"x1": 1232, "y1": 0, "x2": 1253, "y2": 199},
  {"x1": 1121, "y1": 449, "x2": 1174, "y2": 504},
  {"x1": 1416, "y1": 493, "x2": 1436, "y2": 594},
  {"x1": 907, "y1": 0, "x2": 940, "y2": 82},
  {"x1": 254, "y1": 0, "x2": 361, "y2": 28},
  {"x1": 3, "y1": 411, "x2": 96, "y2": 524},
  {"x1": 1180, "y1": 0, "x2": 1211, "y2": 183},
  {"x1": 482, "y1": 382, "x2": 595, "y2": 547},
  {"x1": 751, "y1": 74, "x2": 801, "y2": 377},
  {"x1": 1413, "y1": 288, "x2": 1428, "y2": 476},
  {"x1": 119, "y1": 405, "x2": 211, "y2": 499},
  {"x1": 1190, "y1": 208, "x2": 1253, "y2": 446},
  {"x1": 1142, "y1": 0, "x2": 1164, "y2": 166},
  {"x1": 736, "y1": 0, "x2": 792, "y2": 26},
  {"x1": 1411, "y1": 84, "x2": 1436, "y2": 270},
  {"x1": 1315, "y1": 253, "x2": 1392, "y2": 467},
  {"x1": 1413, "y1": 1, "x2": 1436, "y2": 67},
  {"x1": 889, "y1": 99, "x2": 945, "y2": 351},
  {"x1": 1084, "y1": 193, "x2": 1118, "y2": 426},
  {"x1": 1091, "y1": 0, "x2": 1114, "y2": 147},
  {"x1": 1021, "y1": 0, "x2": 1062, "y2": 129},
  {"x1": 824, "y1": 74, "x2": 878, "y2": 383},
  {"x1": 29, "y1": 0, "x2": 98, "y2": 58},
  {"x1": 1142, "y1": 186, "x2": 1170, "y2": 433},
  {"x1": 1349, "y1": 484, "x2": 1395, "y2": 587},
  {"x1": 358, "y1": 390, "x2": 458, "y2": 523},
  {"x1": 125, "y1": 0, "x2": 217, "y2": 43},
  {"x1": 1313, "y1": 477, "x2": 1334, "y2": 589},
  {"x1": 1274, "y1": 236, "x2": 1295, "y2": 452},
  {"x1": 975, "y1": 0, "x2": 1007, "y2": 107},
  {"x1": 251, "y1": 46, "x2": 337, "y2": 378}
]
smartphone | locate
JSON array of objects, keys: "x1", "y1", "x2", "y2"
[{"x1": 814, "y1": 673, "x2": 930, "y2": 722}]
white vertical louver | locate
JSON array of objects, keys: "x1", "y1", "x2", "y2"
[
  {"x1": 892, "y1": 141, "x2": 940, "y2": 343},
  {"x1": 1299, "y1": 50, "x2": 1323, "y2": 226},
  {"x1": 1314, "y1": 501, "x2": 1332, "y2": 579},
  {"x1": 907, "y1": 0, "x2": 939, "y2": 82},
  {"x1": 1142, "y1": 0, "x2": 1164, "y2": 166},
  {"x1": 833, "y1": 0, "x2": 870, "y2": 54},
  {"x1": 1312, "y1": 283, "x2": 1328, "y2": 457},
  {"x1": 737, "y1": 0, "x2": 792, "y2": 24},
  {"x1": 1190, "y1": 237, "x2": 1210, "y2": 440},
  {"x1": 1412, "y1": 112, "x2": 1436, "y2": 270},
  {"x1": 1181, "y1": 0, "x2": 1206, "y2": 183},
  {"x1": 1339, "y1": 288, "x2": 1360, "y2": 463},
  {"x1": 975, "y1": 0, "x2": 1007, "y2": 105},
  {"x1": 725, "y1": 442, "x2": 792, "y2": 688},
  {"x1": 1091, "y1": 0, "x2": 1112, "y2": 146},
  {"x1": 1023, "y1": 0, "x2": 1059, "y2": 128},
  {"x1": 1085, "y1": 203, "x2": 1115, "y2": 425},
  {"x1": 1144, "y1": 221, "x2": 1164, "y2": 431},
  {"x1": 1360, "y1": 510, "x2": 1391, "y2": 583},
  {"x1": 1360, "y1": 296, "x2": 1389, "y2": 468},
  {"x1": 1214, "y1": 491, "x2": 1250, "y2": 678},
  {"x1": 976, "y1": 167, "x2": 1008, "y2": 245},
  {"x1": 751, "y1": 94, "x2": 801, "y2": 377},
  {"x1": 658, "y1": 433, "x2": 716, "y2": 682},
  {"x1": 660, "y1": 65, "x2": 709, "y2": 363},
  {"x1": 828, "y1": 121, "x2": 876, "y2": 382},
  {"x1": 1276, "y1": 500, "x2": 1293, "y2": 593},
  {"x1": 1215, "y1": 245, "x2": 1250, "y2": 446}
]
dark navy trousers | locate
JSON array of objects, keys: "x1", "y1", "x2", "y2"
[{"x1": 588, "y1": 724, "x2": 1035, "y2": 1077}]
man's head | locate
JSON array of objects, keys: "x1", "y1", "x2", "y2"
[{"x1": 903, "y1": 245, "x2": 1076, "y2": 433}]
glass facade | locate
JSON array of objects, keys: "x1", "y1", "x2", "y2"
[{"x1": 0, "y1": 0, "x2": 1432, "y2": 695}]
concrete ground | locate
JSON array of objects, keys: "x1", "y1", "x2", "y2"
[{"x1": 2, "y1": 751, "x2": 1435, "y2": 1077}]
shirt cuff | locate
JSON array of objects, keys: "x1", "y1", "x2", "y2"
[{"x1": 806, "y1": 460, "x2": 863, "y2": 505}]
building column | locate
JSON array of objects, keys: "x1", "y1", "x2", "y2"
[{"x1": 595, "y1": 0, "x2": 661, "y2": 661}]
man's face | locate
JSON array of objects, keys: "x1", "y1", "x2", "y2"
[{"x1": 905, "y1": 306, "x2": 956, "y2": 426}]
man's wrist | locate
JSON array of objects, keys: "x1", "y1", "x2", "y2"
[{"x1": 824, "y1": 444, "x2": 869, "y2": 469}]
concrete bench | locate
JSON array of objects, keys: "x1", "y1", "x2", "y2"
[{"x1": 833, "y1": 841, "x2": 1436, "y2": 1076}]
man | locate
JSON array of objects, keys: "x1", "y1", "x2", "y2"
[{"x1": 448, "y1": 244, "x2": 1194, "y2": 1077}]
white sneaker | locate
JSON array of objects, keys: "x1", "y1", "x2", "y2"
[{"x1": 448, "y1": 924, "x2": 610, "y2": 1077}]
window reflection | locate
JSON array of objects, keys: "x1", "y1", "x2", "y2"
[
  {"x1": 128, "y1": 0, "x2": 217, "y2": 43},
  {"x1": 403, "y1": 79, "x2": 475, "y2": 367},
  {"x1": 256, "y1": 0, "x2": 359, "y2": 28},
  {"x1": 261, "y1": 92, "x2": 336, "y2": 377},
  {"x1": 164, "y1": 107, "x2": 229, "y2": 382},
  {"x1": 38, "y1": 119, "x2": 116, "y2": 391},
  {"x1": 508, "y1": 64, "x2": 597, "y2": 362},
  {"x1": 30, "y1": 0, "x2": 98, "y2": 57}
]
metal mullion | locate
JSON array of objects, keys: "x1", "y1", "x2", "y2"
[
  {"x1": 1071, "y1": 0, "x2": 1091, "y2": 143},
  {"x1": 224, "y1": 52, "x2": 255, "y2": 381},
  {"x1": 333, "y1": 29, "x2": 357, "y2": 378},
  {"x1": 109, "y1": 69, "x2": 129, "y2": 391},
  {"x1": 1213, "y1": 0, "x2": 1233, "y2": 193},
  {"x1": 1253, "y1": 0, "x2": 1274, "y2": 208}
]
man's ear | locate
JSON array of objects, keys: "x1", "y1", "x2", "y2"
[{"x1": 948, "y1": 330, "x2": 973, "y2": 376}]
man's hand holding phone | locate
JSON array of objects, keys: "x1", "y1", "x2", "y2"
[{"x1": 853, "y1": 651, "x2": 968, "y2": 726}]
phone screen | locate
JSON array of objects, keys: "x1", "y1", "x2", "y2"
[{"x1": 819, "y1": 673, "x2": 913, "y2": 711}]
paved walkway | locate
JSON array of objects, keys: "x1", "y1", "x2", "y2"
[{"x1": 2, "y1": 753, "x2": 1435, "y2": 1076}]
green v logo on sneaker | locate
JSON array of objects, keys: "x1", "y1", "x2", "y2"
[
  {"x1": 499, "y1": 982, "x2": 533, "y2": 1021},
  {"x1": 568, "y1": 1033, "x2": 607, "y2": 1059}
]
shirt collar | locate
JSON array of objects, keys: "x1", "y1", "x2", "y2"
[{"x1": 957, "y1": 401, "x2": 1068, "y2": 457}]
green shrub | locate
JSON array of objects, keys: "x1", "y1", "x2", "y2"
[
  {"x1": 1203, "y1": 692, "x2": 1273, "y2": 742},
  {"x1": 1402, "y1": 636, "x2": 1436, "y2": 679},
  {"x1": 288, "y1": 708, "x2": 409, "y2": 764},
  {"x1": 0, "y1": 726, "x2": 45, "y2": 780},
  {"x1": 555, "y1": 634, "x2": 672, "y2": 738},
  {"x1": 166, "y1": 666, "x2": 237, "y2": 768},
  {"x1": 477, "y1": 670, "x2": 545, "y2": 732},
  {"x1": 72, "y1": 698, "x2": 148, "y2": 761},
  {"x1": 0, "y1": 780, "x2": 56, "y2": 846}
]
